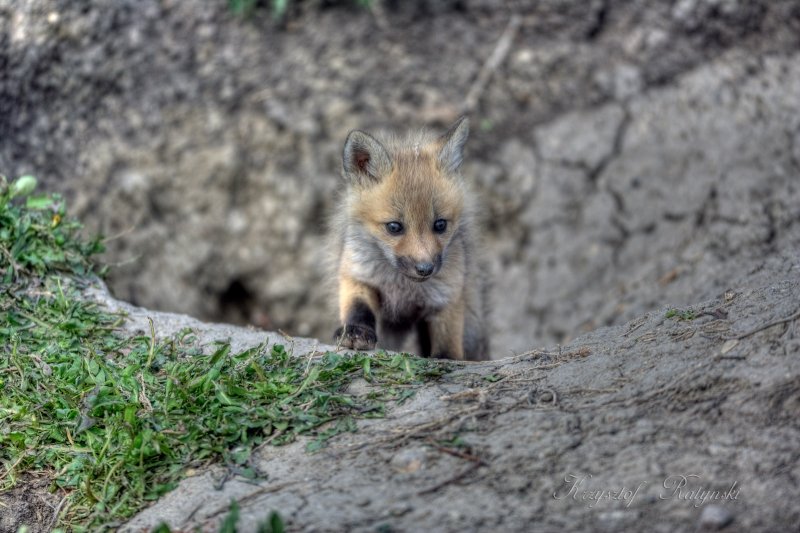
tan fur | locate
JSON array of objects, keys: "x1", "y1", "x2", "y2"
[
  {"x1": 428, "y1": 293, "x2": 465, "y2": 359},
  {"x1": 329, "y1": 119, "x2": 490, "y2": 361}
]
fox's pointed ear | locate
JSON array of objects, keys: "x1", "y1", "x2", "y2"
[
  {"x1": 342, "y1": 130, "x2": 392, "y2": 185},
  {"x1": 437, "y1": 116, "x2": 469, "y2": 174}
]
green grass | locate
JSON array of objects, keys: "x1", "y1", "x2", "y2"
[
  {"x1": 665, "y1": 308, "x2": 697, "y2": 321},
  {"x1": 228, "y1": 0, "x2": 373, "y2": 19},
  {"x1": 212, "y1": 501, "x2": 285, "y2": 533},
  {"x1": 0, "y1": 176, "x2": 448, "y2": 530}
]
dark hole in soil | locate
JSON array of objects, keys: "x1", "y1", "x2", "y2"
[{"x1": 218, "y1": 278, "x2": 257, "y2": 326}]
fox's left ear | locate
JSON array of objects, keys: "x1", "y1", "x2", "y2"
[{"x1": 437, "y1": 117, "x2": 469, "y2": 174}]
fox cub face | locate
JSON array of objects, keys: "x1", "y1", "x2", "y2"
[{"x1": 342, "y1": 118, "x2": 469, "y2": 282}]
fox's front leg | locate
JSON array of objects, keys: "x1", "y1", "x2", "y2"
[
  {"x1": 335, "y1": 274, "x2": 380, "y2": 350},
  {"x1": 427, "y1": 296, "x2": 465, "y2": 360}
]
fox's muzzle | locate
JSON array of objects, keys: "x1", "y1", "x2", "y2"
[
  {"x1": 415, "y1": 262, "x2": 435, "y2": 277},
  {"x1": 398, "y1": 254, "x2": 442, "y2": 281}
]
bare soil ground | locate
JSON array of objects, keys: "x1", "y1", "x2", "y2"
[
  {"x1": 3, "y1": 266, "x2": 799, "y2": 531},
  {"x1": 119, "y1": 267, "x2": 797, "y2": 532}
]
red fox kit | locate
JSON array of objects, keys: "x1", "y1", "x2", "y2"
[{"x1": 331, "y1": 117, "x2": 490, "y2": 361}]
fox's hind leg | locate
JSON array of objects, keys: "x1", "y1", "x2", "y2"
[
  {"x1": 335, "y1": 274, "x2": 380, "y2": 350},
  {"x1": 462, "y1": 275, "x2": 490, "y2": 360},
  {"x1": 463, "y1": 308, "x2": 490, "y2": 361}
]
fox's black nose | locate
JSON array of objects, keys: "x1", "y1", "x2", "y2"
[{"x1": 415, "y1": 263, "x2": 435, "y2": 277}]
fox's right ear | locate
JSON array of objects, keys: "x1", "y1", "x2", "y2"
[{"x1": 342, "y1": 131, "x2": 392, "y2": 185}]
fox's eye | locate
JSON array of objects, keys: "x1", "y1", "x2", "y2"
[
  {"x1": 433, "y1": 219, "x2": 447, "y2": 233},
  {"x1": 386, "y1": 221, "x2": 404, "y2": 235}
]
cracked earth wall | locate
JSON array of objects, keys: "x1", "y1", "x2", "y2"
[{"x1": 2, "y1": 0, "x2": 800, "y2": 355}]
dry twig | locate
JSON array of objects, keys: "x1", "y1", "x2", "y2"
[
  {"x1": 417, "y1": 462, "x2": 483, "y2": 495},
  {"x1": 732, "y1": 310, "x2": 800, "y2": 340},
  {"x1": 426, "y1": 440, "x2": 487, "y2": 465},
  {"x1": 462, "y1": 14, "x2": 521, "y2": 113}
]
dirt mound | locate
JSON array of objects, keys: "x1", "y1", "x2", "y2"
[
  {"x1": 108, "y1": 266, "x2": 795, "y2": 532},
  {"x1": 3, "y1": 258, "x2": 798, "y2": 531}
]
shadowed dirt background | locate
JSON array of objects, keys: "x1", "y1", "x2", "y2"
[{"x1": 3, "y1": 0, "x2": 799, "y2": 355}]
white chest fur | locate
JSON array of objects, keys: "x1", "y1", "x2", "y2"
[{"x1": 344, "y1": 241, "x2": 461, "y2": 324}]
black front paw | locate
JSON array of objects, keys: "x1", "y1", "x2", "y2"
[{"x1": 334, "y1": 324, "x2": 377, "y2": 350}]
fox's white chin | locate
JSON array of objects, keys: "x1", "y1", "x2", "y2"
[{"x1": 402, "y1": 273, "x2": 432, "y2": 283}]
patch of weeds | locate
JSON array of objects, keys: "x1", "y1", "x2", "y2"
[
  {"x1": 189, "y1": 501, "x2": 285, "y2": 533},
  {"x1": 259, "y1": 510, "x2": 286, "y2": 533},
  {"x1": 229, "y1": 0, "x2": 258, "y2": 16},
  {"x1": 0, "y1": 176, "x2": 449, "y2": 530},
  {"x1": 229, "y1": 0, "x2": 372, "y2": 19},
  {"x1": 0, "y1": 175, "x2": 104, "y2": 280},
  {"x1": 665, "y1": 308, "x2": 697, "y2": 321},
  {"x1": 228, "y1": 0, "x2": 286, "y2": 19},
  {"x1": 219, "y1": 500, "x2": 241, "y2": 533},
  {"x1": 436, "y1": 434, "x2": 469, "y2": 449}
]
